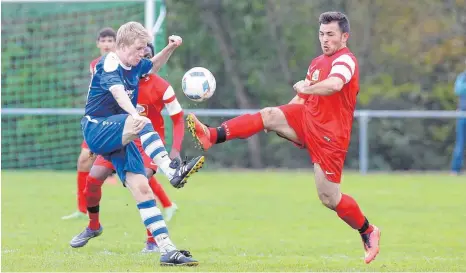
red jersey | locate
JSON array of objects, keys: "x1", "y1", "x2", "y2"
[
  {"x1": 304, "y1": 47, "x2": 359, "y2": 150},
  {"x1": 136, "y1": 74, "x2": 184, "y2": 150},
  {"x1": 89, "y1": 56, "x2": 101, "y2": 75}
]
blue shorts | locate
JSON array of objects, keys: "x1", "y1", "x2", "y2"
[{"x1": 81, "y1": 115, "x2": 145, "y2": 182}]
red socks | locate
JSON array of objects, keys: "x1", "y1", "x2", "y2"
[
  {"x1": 210, "y1": 113, "x2": 264, "y2": 143},
  {"x1": 146, "y1": 229, "x2": 156, "y2": 243},
  {"x1": 148, "y1": 176, "x2": 172, "y2": 208},
  {"x1": 84, "y1": 176, "x2": 104, "y2": 230},
  {"x1": 77, "y1": 171, "x2": 89, "y2": 213},
  {"x1": 335, "y1": 194, "x2": 372, "y2": 233}
]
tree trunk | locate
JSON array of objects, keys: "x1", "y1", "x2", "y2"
[
  {"x1": 265, "y1": 0, "x2": 292, "y2": 86},
  {"x1": 198, "y1": 0, "x2": 263, "y2": 168}
]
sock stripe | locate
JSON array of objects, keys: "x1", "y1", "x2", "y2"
[
  {"x1": 140, "y1": 132, "x2": 156, "y2": 144},
  {"x1": 152, "y1": 227, "x2": 169, "y2": 237},
  {"x1": 142, "y1": 134, "x2": 161, "y2": 149},
  {"x1": 144, "y1": 214, "x2": 164, "y2": 226},
  {"x1": 137, "y1": 199, "x2": 157, "y2": 210},
  {"x1": 144, "y1": 139, "x2": 165, "y2": 156},
  {"x1": 150, "y1": 147, "x2": 167, "y2": 159}
]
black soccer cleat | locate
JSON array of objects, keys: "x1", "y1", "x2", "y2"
[
  {"x1": 169, "y1": 156, "x2": 204, "y2": 189},
  {"x1": 160, "y1": 249, "x2": 199, "y2": 266}
]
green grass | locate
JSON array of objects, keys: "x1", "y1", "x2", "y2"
[{"x1": 2, "y1": 170, "x2": 466, "y2": 271}]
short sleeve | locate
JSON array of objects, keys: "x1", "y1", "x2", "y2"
[
  {"x1": 100, "y1": 54, "x2": 123, "y2": 91},
  {"x1": 138, "y1": 58, "x2": 153, "y2": 77}
]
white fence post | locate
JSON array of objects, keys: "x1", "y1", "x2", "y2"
[{"x1": 358, "y1": 111, "x2": 370, "y2": 175}]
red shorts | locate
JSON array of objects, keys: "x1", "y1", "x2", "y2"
[
  {"x1": 81, "y1": 140, "x2": 89, "y2": 149},
  {"x1": 93, "y1": 141, "x2": 157, "y2": 172},
  {"x1": 277, "y1": 104, "x2": 347, "y2": 183}
]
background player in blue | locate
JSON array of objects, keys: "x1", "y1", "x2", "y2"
[{"x1": 71, "y1": 22, "x2": 202, "y2": 266}]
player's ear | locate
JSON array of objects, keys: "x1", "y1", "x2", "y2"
[{"x1": 342, "y1": 32, "x2": 349, "y2": 43}]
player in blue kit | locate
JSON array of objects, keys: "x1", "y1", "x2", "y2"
[{"x1": 70, "y1": 22, "x2": 202, "y2": 266}]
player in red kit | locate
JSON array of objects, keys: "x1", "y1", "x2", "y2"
[
  {"x1": 81, "y1": 43, "x2": 185, "y2": 253},
  {"x1": 186, "y1": 12, "x2": 381, "y2": 264},
  {"x1": 62, "y1": 27, "x2": 117, "y2": 220}
]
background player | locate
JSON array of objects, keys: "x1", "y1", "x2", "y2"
[
  {"x1": 79, "y1": 43, "x2": 186, "y2": 253},
  {"x1": 187, "y1": 12, "x2": 380, "y2": 264},
  {"x1": 62, "y1": 27, "x2": 117, "y2": 220},
  {"x1": 71, "y1": 22, "x2": 202, "y2": 266}
]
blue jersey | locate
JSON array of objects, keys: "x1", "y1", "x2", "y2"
[{"x1": 85, "y1": 52, "x2": 153, "y2": 117}]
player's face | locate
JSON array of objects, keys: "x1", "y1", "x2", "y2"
[
  {"x1": 96, "y1": 36, "x2": 116, "y2": 56},
  {"x1": 122, "y1": 39, "x2": 147, "y2": 66},
  {"x1": 319, "y1": 22, "x2": 349, "y2": 56},
  {"x1": 143, "y1": 46, "x2": 153, "y2": 59}
]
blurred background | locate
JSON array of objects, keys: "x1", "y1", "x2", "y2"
[{"x1": 2, "y1": 0, "x2": 466, "y2": 173}]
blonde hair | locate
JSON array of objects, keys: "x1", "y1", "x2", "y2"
[{"x1": 116, "y1": 21, "x2": 151, "y2": 48}]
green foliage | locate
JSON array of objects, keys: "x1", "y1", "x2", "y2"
[{"x1": 2, "y1": 0, "x2": 465, "y2": 170}]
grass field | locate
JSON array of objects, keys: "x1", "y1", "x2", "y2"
[{"x1": 2, "y1": 170, "x2": 466, "y2": 272}]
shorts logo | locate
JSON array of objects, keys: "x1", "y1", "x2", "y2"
[{"x1": 325, "y1": 171, "x2": 335, "y2": 175}]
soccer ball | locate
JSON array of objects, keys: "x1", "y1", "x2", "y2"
[{"x1": 181, "y1": 67, "x2": 216, "y2": 102}]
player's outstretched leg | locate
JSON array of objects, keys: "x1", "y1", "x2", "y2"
[
  {"x1": 70, "y1": 175, "x2": 105, "y2": 248},
  {"x1": 186, "y1": 112, "x2": 265, "y2": 151},
  {"x1": 134, "y1": 122, "x2": 204, "y2": 189},
  {"x1": 314, "y1": 164, "x2": 380, "y2": 264},
  {"x1": 126, "y1": 173, "x2": 198, "y2": 266}
]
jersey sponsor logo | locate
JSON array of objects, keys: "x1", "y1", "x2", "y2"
[
  {"x1": 311, "y1": 69, "x2": 320, "y2": 82},
  {"x1": 126, "y1": 89, "x2": 135, "y2": 99},
  {"x1": 136, "y1": 104, "x2": 148, "y2": 116}
]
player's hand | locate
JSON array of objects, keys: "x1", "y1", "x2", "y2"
[
  {"x1": 131, "y1": 114, "x2": 151, "y2": 133},
  {"x1": 293, "y1": 80, "x2": 306, "y2": 93},
  {"x1": 169, "y1": 148, "x2": 181, "y2": 160},
  {"x1": 168, "y1": 35, "x2": 182, "y2": 48}
]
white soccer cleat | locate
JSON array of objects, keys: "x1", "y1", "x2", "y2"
[{"x1": 164, "y1": 203, "x2": 178, "y2": 222}]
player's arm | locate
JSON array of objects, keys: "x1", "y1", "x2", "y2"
[
  {"x1": 295, "y1": 54, "x2": 355, "y2": 96},
  {"x1": 295, "y1": 77, "x2": 344, "y2": 96},
  {"x1": 101, "y1": 57, "x2": 139, "y2": 117},
  {"x1": 149, "y1": 35, "x2": 182, "y2": 74},
  {"x1": 163, "y1": 86, "x2": 184, "y2": 159},
  {"x1": 109, "y1": 85, "x2": 139, "y2": 116}
]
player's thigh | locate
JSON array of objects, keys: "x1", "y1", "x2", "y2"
[
  {"x1": 82, "y1": 114, "x2": 129, "y2": 155},
  {"x1": 109, "y1": 142, "x2": 146, "y2": 184},
  {"x1": 313, "y1": 163, "x2": 342, "y2": 209},
  {"x1": 262, "y1": 104, "x2": 305, "y2": 145}
]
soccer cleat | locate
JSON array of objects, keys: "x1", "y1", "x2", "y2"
[
  {"x1": 169, "y1": 156, "x2": 204, "y2": 189},
  {"x1": 160, "y1": 249, "x2": 199, "y2": 266},
  {"x1": 61, "y1": 211, "x2": 87, "y2": 220},
  {"x1": 361, "y1": 225, "x2": 381, "y2": 264},
  {"x1": 70, "y1": 226, "x2": 103, "y2": 248},
  {"x1": 141, "y1": 242, "x2": 160, "y2": 253},
  {"x1": 186, "y1": 113, "x2": 213, "y2": 151},
  {"x1": 164, "y1": 203, "x2": 178, "y2": 222}
]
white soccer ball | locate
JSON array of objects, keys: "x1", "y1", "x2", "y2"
[{"x1": 181, "y1": 67, "x2": 216, "y2": 102}]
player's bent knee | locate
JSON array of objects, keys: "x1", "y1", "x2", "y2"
[
  {"x1": 318, "y1": 192, "x2": 340, "y2": 210},
  {"x1": 77, "y1": 149, "x2": 95, "y2": 171},
  {"x1": 122, "y1": 116, "x2": 139, "y2": 145},
  {"x1": 89, "y1": 165, "x2": 114, "y2": 181},
  {"x1": 260, "y1": 107, "x2": 284, "y2": 129}
]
